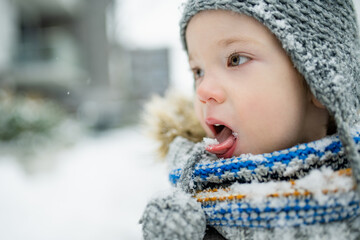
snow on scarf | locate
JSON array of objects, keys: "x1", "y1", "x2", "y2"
[{"x1": 164, "y1": 126, "x2": 360, "y2": 239}]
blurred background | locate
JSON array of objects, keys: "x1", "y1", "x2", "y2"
[
  {"x1": 0, "y1": 1, "x2": 360, "y2": 239},
  {"x1": 0, "y1": 0, "x2": 190, "y2": 239}
]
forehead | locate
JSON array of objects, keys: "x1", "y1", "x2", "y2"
[{"x1": 185, "y1": 10, "x2": 280, "y2": 57}]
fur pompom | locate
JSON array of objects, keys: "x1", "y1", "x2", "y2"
[
  {"x1": 140, "y1": 189, "x2": 206, "y2": 240},
  {"x1": 142, "y1": 90, "x2": 206, "y2": 159}
]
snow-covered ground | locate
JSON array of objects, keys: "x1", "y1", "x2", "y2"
[{"x1": 0, "y1": 127, "x2": 170, "y2": 240}]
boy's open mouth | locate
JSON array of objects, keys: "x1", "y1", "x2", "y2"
[{"x1": 205, "y1": 122, "x2": 237, "y2": 159}]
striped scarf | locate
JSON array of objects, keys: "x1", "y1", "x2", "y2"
[{"x1": 167, "y1": 127, "x2": 360, "y2": 230}]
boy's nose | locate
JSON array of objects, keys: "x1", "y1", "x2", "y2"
[{"x1": 196, "y1": 74, "x2": 225, "y2": 104}]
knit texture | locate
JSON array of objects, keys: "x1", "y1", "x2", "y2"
[
  {"x1": 140, "y1": 189, "x2": 206, "y2": 240},
  {"x1": 215, "y1": 217, "x2": 360, "y2": 240},
  {"x1": 165, "y1": 127, "x2": 360, "y2": 239},
  {"x1": 195, "y1": 169, "x2": 358, "y2": 228},
  {"x1": 169, "y1": 134, "x2": 359, "y2": 187},
  {"x1": 179, "y1": 0, "x2": 360, "y2": 185}
]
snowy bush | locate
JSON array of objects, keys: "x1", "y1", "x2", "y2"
[
  {"x1": 0, "y1": 91, "x2": 85, "y2": 172},
  {"x1": 0, "y1": 92, "x2": 66, "y2": 142}
]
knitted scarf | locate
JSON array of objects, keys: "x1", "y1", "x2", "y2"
[{"x1": 167, "y1": 126, "x2": 360, "y2": 239}]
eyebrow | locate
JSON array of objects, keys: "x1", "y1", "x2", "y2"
[
  {"x1": 217, "y1": 37, "x2": 263, "y2": 47},
  {"x1": 188, "y1": 37, "x2": 262, "y2": 61}
]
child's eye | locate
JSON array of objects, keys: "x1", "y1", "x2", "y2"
[
  {"x1": 227, "y1": 53, "x2": 250, "y2": 67},
  {"x1": 191, "y1": 68, "x2": 204, "y2": 80}
]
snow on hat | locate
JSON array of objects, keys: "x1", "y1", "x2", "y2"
[{"x1": 180, "y1": 0, "x2": 360, "y2": 184}]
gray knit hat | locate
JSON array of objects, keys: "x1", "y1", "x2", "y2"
[{"x1": 180, "y1": 0, "x2": 360, "y2": 182}]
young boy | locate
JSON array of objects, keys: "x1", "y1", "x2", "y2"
[{"x1": 141, "y1": 1, "x2": 360, "y2": 239}]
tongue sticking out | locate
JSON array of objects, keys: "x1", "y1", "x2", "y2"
[{"x1": 206, "y1": 126, "x2": 237, "y2": 157}]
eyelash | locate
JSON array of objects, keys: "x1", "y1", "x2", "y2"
[
  {"x1": 227, "y1": 52, "x2": 251, "y2": 67},
  {"x1": 191, "y1": 52, "x2": 251, "y2": 83},
  {"x1": 191, "y1": 68, "x2": 204, "y2": 81}
]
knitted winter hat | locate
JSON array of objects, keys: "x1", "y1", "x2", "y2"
[{"x1": 180, "y1": 0, "x2": 360, "y2": 183}]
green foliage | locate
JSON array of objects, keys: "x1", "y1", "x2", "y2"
[{"x1": 0, "y1": 93, "x2": 66, "y2": 142}]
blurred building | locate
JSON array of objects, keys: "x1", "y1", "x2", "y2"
[{"x1": 0, "y1": 0, "x2": 169, "y2": 129}]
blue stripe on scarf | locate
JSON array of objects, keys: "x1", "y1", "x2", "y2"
[{"x1": 169, "y1": 136, "x2": 360, "y2": 185}]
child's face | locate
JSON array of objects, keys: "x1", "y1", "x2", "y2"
[{"x1": 186, "y1": 10, "x2": 329, "y2": 158}]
